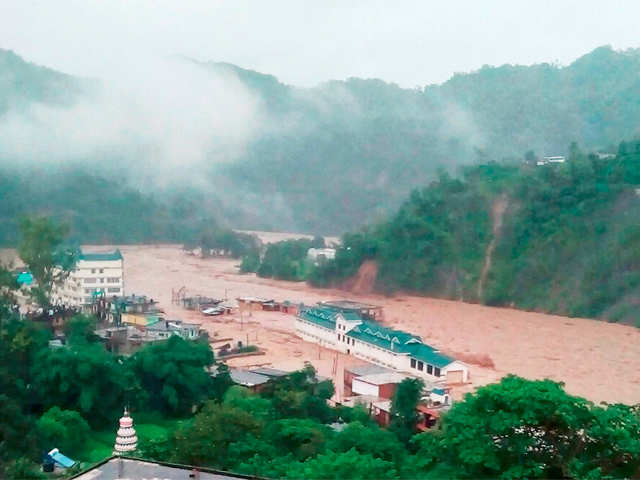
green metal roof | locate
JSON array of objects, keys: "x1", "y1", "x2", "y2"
[
  {"x1": 299, "y1": 308, "x2": 338, "y2": 330},
  {"x1": 79, "y1": 249, "x2": 123, "y2": 261},
  {"x1": 338, "y1": 311, "x2": 363, "y2": 321},
  {"x1": 346, "y1": 320, "x2": 419, "y2": 351},
  {"x1": 403, "y1": 343, "x2": 454, "y2": 368}
]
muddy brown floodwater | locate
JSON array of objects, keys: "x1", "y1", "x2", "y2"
[{"x1": 4, "y1": 244, "x2": 640, "y2": 404}]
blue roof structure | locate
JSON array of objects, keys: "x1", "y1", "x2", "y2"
[
  {"x1": 16, "y1": 271, "x2": 34, "y2": 285},
  {"x1": 48, "y1": 448, "x2": 76, "y2": 468}
]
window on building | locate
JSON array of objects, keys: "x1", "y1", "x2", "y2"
[
  {"x1": 108, "y1": 287, "x2": 120, "y2": 293},
  {"x1": 84, "y1": 278, "x2": 96, "y2": 284},
  {"x1": 108, "y1": 277, "x2": 119, "y2": 283},
  {"x1": 99, "y1": 269, "x2": 104, "y2": 273},
  {"x1": 91, "y1": 269, "x2": 96, "y2": 274},
  {"x1": 100, "y1": 278, "x2": 105, "y2": 283},
  {"x1": 410, "y1": 359, "x2": 416, "y2": 368},
  {"x1": 434, "y1": 367, "x2": 441, "y2": 377},
  {"x1": 417, "y1": 361, "x2": 424, "y2": 371},
  {"x1": 84, "y1": 288, "x2": 92, "y2": 294},
  {"x1": 427, "y1": 364, "x2": 433, "y2": 375}
]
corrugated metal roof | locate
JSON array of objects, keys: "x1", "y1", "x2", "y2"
[{"x1": 229, "y1": 369, "x2": 270, "y2": 387}]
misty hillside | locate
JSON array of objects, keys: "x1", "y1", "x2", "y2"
[
  {"x1": 309, "y1": 143, "x2": 640, "y2": 324},
  {"x1": 0, "y1": 49, "x2": 92, "y2": 113},
  {"x1": 2, "y1": 46, "x2": 640, "y2": 238}
]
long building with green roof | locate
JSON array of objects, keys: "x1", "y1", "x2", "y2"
[{"x1": 295, "y1": 306, "x2": 468, "y2": 384}]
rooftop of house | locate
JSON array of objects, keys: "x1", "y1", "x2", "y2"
[
  {"x1": 71, "y1": 456, "x2": 256, "y2": 480},
  {"x1": 146, "y1": 320, "x2": 201, "y2": 332},
  {"x1": 345, "y1": 364, "x2": 393, "y2": 377},
  {"x1": 47, "y1": 448, "x2": 76, "y2": 468},
  {"x1": 16, "y1": 271, "x2": 34, "y2": 285},
  {"x1": 115, "y1": 294, "x2": 157, "y2": 305},
  {"x1": 355, "y1": 372, "x2": 408, "y2": 386},
  {"x1": 78, "y1": 249, "x2": 123, "y2": 262},
  {"x1": 250, "y1": 367, "x2": 289, "y2": 378},
  {"x1": 229, "y1": 369, "x2": 271, "y2": 387},
  {"x1": 319, "y1": 299, "x2": 382, "y2": 311}
]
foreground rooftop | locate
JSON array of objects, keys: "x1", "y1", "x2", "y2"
[{"x1": 71, "y1": 456, "x2": 259, "y2": 479}]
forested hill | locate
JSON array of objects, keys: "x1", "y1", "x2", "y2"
[
  {"x1": 0, "y1": 49, "x2": 94, "y2": 113},
  {"x1": 309, "y1": 142, "x2": 640, "y2": 325},
  {"x1": 3, "y1": 46, "x2": 640, "y2": 236}
]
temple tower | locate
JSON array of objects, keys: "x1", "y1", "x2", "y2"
[{"x1": 113, "y1": 408, "x2": 138, "y2": 455}]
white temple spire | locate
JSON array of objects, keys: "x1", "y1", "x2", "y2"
[{"x1": 113, "y1": 407, "x2": 138, "y2": 455}]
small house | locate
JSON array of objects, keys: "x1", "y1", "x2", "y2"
[{"x1": 351, "y1": 372, "x2": 407, "y2": 399}]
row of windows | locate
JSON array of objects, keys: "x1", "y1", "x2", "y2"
[
  {"x1": 84, "y1": 277, "x2": 121, "y2": 284},
  {"x1": 84, "y1": 287, "x2": 120, "y2": 294},
  {"x1": 410, "y1": 358, "x2": 441, "y2": 376},
  {"x1": 337, "y1": 334, "x2": 355, "y2": 346}
]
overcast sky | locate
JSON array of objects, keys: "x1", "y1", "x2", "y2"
[{"x1": 1, "y1": 0, "x2": 639, "y2": 88}]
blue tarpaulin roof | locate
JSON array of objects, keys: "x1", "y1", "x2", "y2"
[
  {"x1": 48, "y1": 448, "x2": 76, "y2": 468},
  {"x1": 16, "y1": 271, "x2": 34, "y2": 285}
]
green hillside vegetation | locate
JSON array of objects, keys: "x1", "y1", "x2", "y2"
[
  {"x1": 310, "y1": 142, "x2": 640, "y2": 324},
  {"x1": 4, "y1": 47, "x2": 640, "y2": 234},
  {"x1": 0, "y1": 167, "x2": 258, "y2": 257},
  {"x1": 212, "y1": 45, "x2": 640, "y2": 233},
  {"x1": 240, "y1": 236, "x2": 325, "y2": 281}
]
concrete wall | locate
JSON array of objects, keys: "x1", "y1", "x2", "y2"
[
  {"x1": 352, "y1": 378, "x2": 380, "y2": 397},
  {"x1": 295, "y1": 317, "x2": 337, "y2": 349}
]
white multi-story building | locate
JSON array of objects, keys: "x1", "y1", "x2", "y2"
[
  {"x1": 295, "y1": 306, "x2": 469, "y2": 384},
  {"x1": 54, "y1": 249, "x2": 124, "y2": 308}
]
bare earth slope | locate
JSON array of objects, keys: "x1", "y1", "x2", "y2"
[{"x1": 119, "y1": 245, "x2": 640, "y2": 405}]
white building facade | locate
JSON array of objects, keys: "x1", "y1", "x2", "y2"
[
  {"x1": 295, "y1": 307, "x2": 469, "y2": 384},
  {"x1": 54, "y1": 250, "x2": 124, "y2": 308}
]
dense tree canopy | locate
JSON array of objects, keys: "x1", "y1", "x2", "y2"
[{"x1": 127, "y1": 335, "x2": 214, "y2": 416}]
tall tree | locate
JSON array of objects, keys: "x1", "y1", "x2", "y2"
[
  {"x1": 17, "y1": 216, "x2": 77, "y2": 307},
  {"x1": 390, "y1": 377, "x2": 424, "y2": 444}
]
